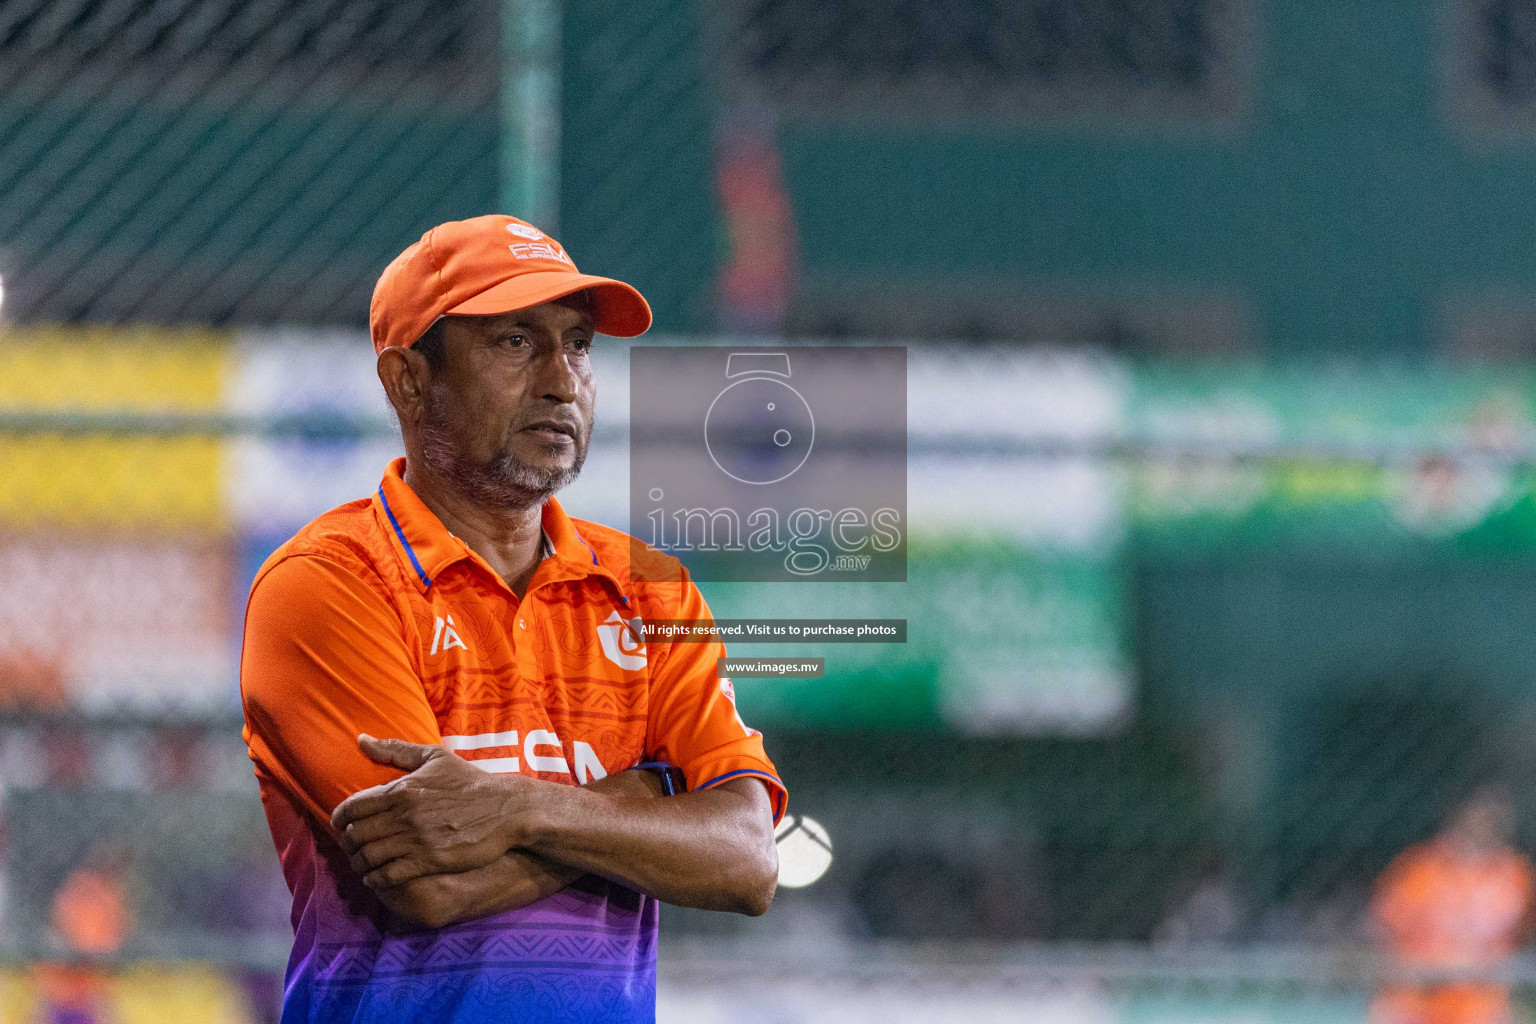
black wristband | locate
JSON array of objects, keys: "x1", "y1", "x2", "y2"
[{"x1": 632, "y1": 761, "x2": 686, "y2": 796}]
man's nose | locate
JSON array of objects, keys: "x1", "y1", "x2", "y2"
[{"x1": 532, "y1": 348, "x2": 580, "y2": 403}]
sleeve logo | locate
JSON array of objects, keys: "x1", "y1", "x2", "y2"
[{"x1": 719, "y1": 676, "x2": 757, "y2": 736}]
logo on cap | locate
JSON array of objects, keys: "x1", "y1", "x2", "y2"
[{"x1": 505, "y1": 222, "x2": 544, "y2": 240}]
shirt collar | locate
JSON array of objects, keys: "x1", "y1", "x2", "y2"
[{"x1": 372, "y1": 457, "x2": 624, "y2": 595}]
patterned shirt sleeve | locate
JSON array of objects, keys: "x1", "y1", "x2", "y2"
[
  {"x1": 642, "y1": 576, "x2": 787, "y2": 824},
  {"x1": 241, "y1": 554, "x2": 444, "y2": 825}
]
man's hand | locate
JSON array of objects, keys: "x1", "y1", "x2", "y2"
[
  {"x1": 333, "y1": 734, "x2": 543, "y2": 889},
  {"x1": 349, "y1": 756, "x2": 667, "y2": 929}
]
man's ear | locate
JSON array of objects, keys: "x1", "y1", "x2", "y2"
[{"x1": 377, "y1": 346, "x2": 431, "y2": 426}]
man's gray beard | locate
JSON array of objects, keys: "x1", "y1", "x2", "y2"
[{"x1": 417, "y1": 394, "x2": 588, "y2": 512}]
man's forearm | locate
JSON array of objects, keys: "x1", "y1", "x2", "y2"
[
  {"x1": 519, "y1": 776, "x2": 777, "y2": 916},
  {"x1": 369, "y1": 767, "x2": 666, "y2": 927},
  {"x1": 378, "y1": 849, "x2": 581, "y2": 928}
]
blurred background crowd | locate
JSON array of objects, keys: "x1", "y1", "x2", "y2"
[{"x1": 8, "y1": 0, "x2": 1536, "y2": 1021}]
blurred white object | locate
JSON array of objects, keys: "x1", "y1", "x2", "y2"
[{"x1": 776, "y1": 814, "x2": 833, "y2": 888}]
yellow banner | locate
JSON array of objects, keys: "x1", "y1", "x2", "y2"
[
  {"x1": 0, "y1": 964, "x2": 258, "y2": 1024},
  {"x1": 0, "y1": 328, "x2": 230, "y2": 531}
]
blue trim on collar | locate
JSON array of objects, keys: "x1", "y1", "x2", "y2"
[
  {"x1": 378, "y1": 486, "x2": 433, "y2": 588},
  {"x1": 572, "y1": 528, "x2": 600, "y2": 565},
  {"x1": 572, "y1": 527, "x2": 630, "y2": 603}
]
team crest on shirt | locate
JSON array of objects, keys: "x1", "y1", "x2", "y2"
[{"x1": 597, "y1": 611, "x2": 648, "y2": 671}]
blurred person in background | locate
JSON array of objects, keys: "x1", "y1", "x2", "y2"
[
  {"x1": 1155, "y1": 856, "x2": 1244, "y2": 945},
  {"x1": 1370, "y1": 786, "x2": 1533, "y2": 1024},
  {"x1": 35, "y1": 839, "x2": 133, "y2": 1024},
  {"x1": 714, "y1": 98, "x2": 797, "y2": 335}
]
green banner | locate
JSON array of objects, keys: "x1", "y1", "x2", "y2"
[
  {"x1": 1130, "y1": 362, "x2": 1536, "y2": 547},
  {"x1": 699, "y1": 541, "x2": 1132, "y2": 734}
]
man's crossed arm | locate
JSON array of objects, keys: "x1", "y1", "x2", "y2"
[{"x1": 330, "y1": 735, "x2": 778, "y2": 929}]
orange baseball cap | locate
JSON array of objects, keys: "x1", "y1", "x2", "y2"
[{"x1": 369, "y1": 214, "x2": 652, "y2": 353}]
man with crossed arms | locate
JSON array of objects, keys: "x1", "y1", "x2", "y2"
[{"x1": 240, "y1": 215, "x2": 786, "y2": 1023}]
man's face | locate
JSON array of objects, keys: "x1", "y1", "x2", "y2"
[{"x1": 414, "y1": 296, "x2": 596, "y2": 509}]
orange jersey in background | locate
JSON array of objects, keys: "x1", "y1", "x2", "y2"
[{"x1": 1372, "y1": 841, "x2": 1534, "y2": 1024}]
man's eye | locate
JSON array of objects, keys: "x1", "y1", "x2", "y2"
[
  {"x1": 572, "y1": 337, "x2": 593, "y2": 353},
  {"x1": 499, "y1": 334, "x2": 527, "y2": 348}
]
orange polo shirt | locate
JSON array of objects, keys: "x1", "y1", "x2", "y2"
[{"x1": 239, "y1": 457, "x2": 785, "y2": 1022}]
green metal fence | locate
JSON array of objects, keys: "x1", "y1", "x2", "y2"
[{"x1": 0, "y1": 0, "x2": 500, "y2": 325}]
